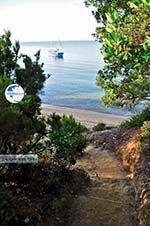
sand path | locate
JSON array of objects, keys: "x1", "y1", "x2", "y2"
[{"x1": 69, "y1": 144, "x2": 133, "y2": 226}]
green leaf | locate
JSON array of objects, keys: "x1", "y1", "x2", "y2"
[
  {"x1": 102, "y1": 52, "x2": 108, "y2": 57},
  {"x1": 105, "y1": 13, "x2": 113, "y2": 23},
  {"x1": 104, "y1": 38, "x2": 113, "y2": 47},
  {"x1": 134, "y1": 63, "x2": 141, "y2": 68},
  {"x1": 141, "y1": 0, "x2": 150, "y2": 7},
  {"x1": 106, "y1": 26, "x2": 113, "y2": 33},
  {"x1": 111, "y1": 33, "x2": 119, "y2": 42},
  {"x1": 128, "y1": 1, "x2": 138, "y2": 8}
]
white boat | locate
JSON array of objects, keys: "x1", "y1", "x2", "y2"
[{"x1": 48, "y1": 48, "x2": 64, "y2": 58}]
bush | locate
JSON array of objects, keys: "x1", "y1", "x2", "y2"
[
  {"x1": 47, "y1": 113, "x2": 88, "y2": 165},
  {"x1": 92, "y1": 123, "x2": 106, "y2": 131},
  {"x1": 121, "y1": 108, "x2": 150, "y2": 128},
  {"x1": 0, "y1": 31, "x2": 48, "y2": 155},
  {"x1": 139, "y1": 121, "x2": 150, "y2": 148}
]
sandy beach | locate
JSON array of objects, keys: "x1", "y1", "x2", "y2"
[{"x1": 41, "y1": 104, "x2": 130, "y2": 128}]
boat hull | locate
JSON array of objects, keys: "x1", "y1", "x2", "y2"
[
  {"x1": 48, "y1": 49, "x2": 64, "y2": 58},
  {"x1": 57, "y1": 52, "x2": 64, "y2": 58}
]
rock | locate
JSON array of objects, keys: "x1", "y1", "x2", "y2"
[{"x1": 24, "y1": 217, "x2": 30, "y2": 223}]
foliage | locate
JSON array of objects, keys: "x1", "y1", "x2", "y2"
[
  {"x1": 0, "y1": 31, "x2": 48, "y2": 154},
  {"x1": 139, "y1": 121, "x2": 150, "y2": 147},
  {"x1": 92, "y1": 122, "x2": 106, "y2": 131},
  {"x1": 121, "y1": 108, "x2": 150, "y2": 128},
  {"x1": 85, "y1": 0, "x2": 129, "y2": 25},
  {"x1": 85, "y1": 0, "x2": 150, "y2": 107},
  {"x1": 47, "y1": 113, "x2": 88, "y2": 165}
]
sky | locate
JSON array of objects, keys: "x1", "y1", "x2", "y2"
[{"x1": 0, "y1": 0, "x2": 97, "y2": 42}]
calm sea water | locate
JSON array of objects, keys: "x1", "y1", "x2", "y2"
[{"x1": 21, "y1": 41, "x2": 131, "y2": 116}]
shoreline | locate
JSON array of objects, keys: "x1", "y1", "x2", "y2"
[{"x1": 41, "y1": 104, "x2": 130, "y2": 128}]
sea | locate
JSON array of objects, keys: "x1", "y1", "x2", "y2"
[{"x1": 21, "y1": 40, "x2": 133, "y2": 116}]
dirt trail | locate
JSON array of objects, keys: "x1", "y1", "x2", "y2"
[{"x1": 70, "y1": 144, "x2": 133, "y2": 226}]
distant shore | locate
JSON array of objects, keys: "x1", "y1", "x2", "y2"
[{"x1": 41, "y1": 104, "x2": 130, "y2": 128}]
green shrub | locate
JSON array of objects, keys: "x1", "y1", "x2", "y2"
[
  {"x1": 47, "y1": 114, "x2": 88, "y2": 165},
  {"x1": 0, "y1": 31, "x2": 48, "y2": 155},
  {"x1": 139, "y1": 121, "x2": 150, "y2": 148},
  {"x1": 92, "y1": 123, "x2": 106, "y2": 131},
  {"x1": 121, "y1": 108, "x2": 150, "y2": 128}
]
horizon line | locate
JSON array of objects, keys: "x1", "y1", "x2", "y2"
[{"x1": 21, "y1": 39, "x2": 97, "y2": 44}]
